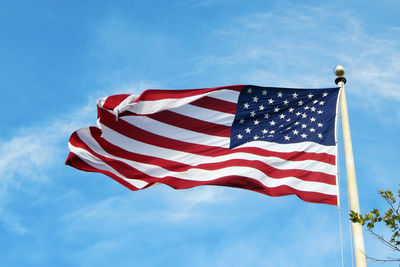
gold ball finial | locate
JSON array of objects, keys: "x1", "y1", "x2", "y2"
[{"x1": 334, "y1": 65, "x2": 346, "y2": 77}]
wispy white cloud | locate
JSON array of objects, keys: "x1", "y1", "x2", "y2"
[
  {"x1": 0, "y1": 207, "x2": 27, "y2": 235},
  {"x1": 57, "y1": 186, "x2": 233, "y2": 265},
  {"x1": 59, "y1": 185, "x2": 349, "y2": 266},
  {"x1": 0, "y1": 81, "x2": 158, "y2": 235},
  {"x1": 0, "y1": 103, "x2": 94, "y2": 234},
  {"x1": 162, "y1": 186, "x2": 232, "y2": 221},
  {"x1": 0, "y1": 100, "x2": 94, "y2": 186},
  {"x1": 191, "y1": 4, "x2": 400, "y2": 107},
  {"x1": 63, "y1": 186, "x2": 231, "y2": 230}
]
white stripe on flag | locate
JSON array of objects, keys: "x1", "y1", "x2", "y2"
[
  {"x1": 113, "y1": 89, "x2": 240, "y2": 115},
  {"x1": 121, "y1": 115, "x2": 231, "y2": 148},
  {"x1": 68, "y1": 143, "x2": 149, "y2": 189},
  {"x1": 171, "y1": 104, "x2": 235, "y2": 127}
]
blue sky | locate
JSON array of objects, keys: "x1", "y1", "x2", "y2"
[{"x1": 1, "y1": 0, "x2": 400, "y2": 266}]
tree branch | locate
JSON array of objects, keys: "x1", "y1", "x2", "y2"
[
  {"x1": 368, "y1": 229, "x2": 400, "y2": 252},
  {"x1": 365, "y1": 255, "x2": 400, "y2": 263}
]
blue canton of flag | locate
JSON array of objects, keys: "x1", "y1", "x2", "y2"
[{"x1": 230, "y1": 86, "x2": 340, "y2": 149}]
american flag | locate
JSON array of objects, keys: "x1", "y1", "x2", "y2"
[{"x1": 66, "y1": 85, "x2": 340, "y2": 205}]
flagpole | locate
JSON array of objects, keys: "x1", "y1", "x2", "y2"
[{"x1": 334, "y1": 65, "x2": 367, "y2": 267}]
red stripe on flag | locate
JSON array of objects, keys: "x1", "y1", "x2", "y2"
[
  {"x1": 65, "y1": 151, "x2": 141, "y2": 191},
  {"x1": 68, "y1": 133, "x2": 153, "y2": 180},
  {"x1": 102, "y1": 94, "x2": 131, "y2": 110},
  {"x1": 151, "y1": 176, "x2": 337, "y2": 205},
  {"x1": 232, "y1": 147, "x2": 335, "y2": 165},
  {"x1": 190, "y1": 96, "x2": 237, "y2": 115},
  {"x1": 133, "y1": 85, "x2": 243, "y2": 102},
  {"x1": 147, "y1": 110, "x2": 231, "y2": 137}
]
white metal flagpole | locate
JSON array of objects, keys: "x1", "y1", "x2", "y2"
[{"x1": 334, "y1": 65, "x2": 367, "y2": 267}]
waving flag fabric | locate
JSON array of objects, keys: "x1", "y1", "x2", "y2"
[{"x1": 66, "y1": 85, "x2": 340, "y2": 205}]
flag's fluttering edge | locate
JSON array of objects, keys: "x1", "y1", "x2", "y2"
[{"x1": 66, "y1": 85, "x2": 340, "y2": 205}]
